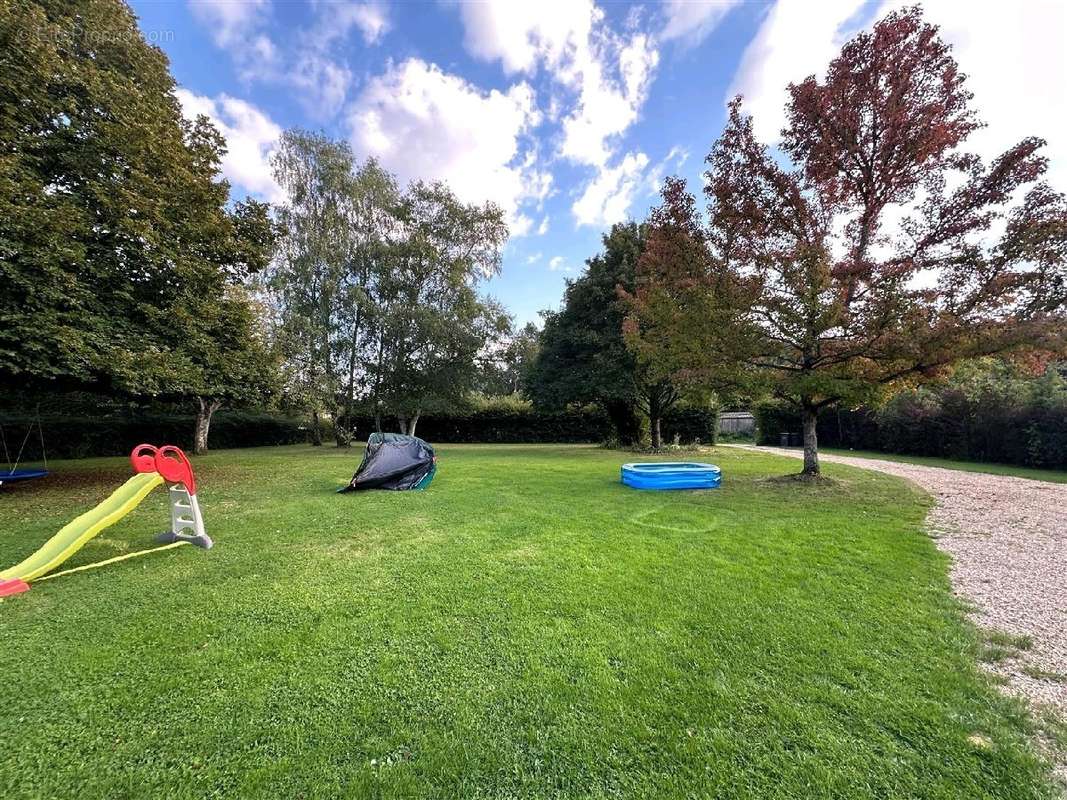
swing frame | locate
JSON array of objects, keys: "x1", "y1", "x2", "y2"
[{"x1": 0, "y1": 408, "x2": 49, "y2": 486}]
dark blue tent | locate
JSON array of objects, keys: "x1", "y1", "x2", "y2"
[{"x1": 340, "y1": 433, "x2": 436, "y2": 492}]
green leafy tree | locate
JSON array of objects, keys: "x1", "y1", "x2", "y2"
[
  {"x1": 270, "y1": 136, "x2": 508, "y2": 441},
  {"x1": 528, "y1": 223, "x2": 678, "y2": 446},
  {"x1": 270, "y1": 131, "x2": 399, "y2": 445},
  {"x1": 0, "y1": 0, "x2": 279, "y2": 450},
  {"x1": 477, "y1": 321, "x2": 541, "y2": 397},
  {"x1": 370, "y1": 181, "x2": 509, "y2": 436}
]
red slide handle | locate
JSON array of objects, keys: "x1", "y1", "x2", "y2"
[
  {"x1": 130, "y1": 444, "x2": 159, "y2": 474},
  {"x1": 155, "y1": 446, "x2": 196, "y2": 495}
]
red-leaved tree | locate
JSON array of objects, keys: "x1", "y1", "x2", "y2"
[
  {"x1": 701, "y1": 5, "x2": 1065, "y2": 476},
  {"x1": 621, "y1": 177, "x2": 758, "y2": 448}
]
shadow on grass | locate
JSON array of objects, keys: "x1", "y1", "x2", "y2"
[
  {"x1": 1, "y1": 466, "x2": 129, "y2": 495},
  {"x1": 761, "y1": 472, "x2": 839, "y2": 487}
]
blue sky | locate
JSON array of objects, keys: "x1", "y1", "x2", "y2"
[{"x1": 130, "y1": 0, "x2": 1067, "y2": 326}]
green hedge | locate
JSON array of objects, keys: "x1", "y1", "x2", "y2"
[
  {"x1": 754, "y1": 395, "x2": 1067, "y2": 470},
  {"x1": 343, "y1": 408, "x2": 720, "y2": 446},
  {"x1": 0, "y1": 412, "x2": 306, "y2": 460},
  {"x1": 1, "y1": 406, "x2": 722, "y2": 461},
  {"x1": 343, "y1": 410, "x2": 613, "y2": 444}
]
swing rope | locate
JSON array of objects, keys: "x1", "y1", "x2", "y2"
[
  {"x1": 0, "y1": 423, "x2": 10, "y2": 472},
  {"x1": 4, "y1": 406, "x2": 47, "y2": 475},
  {"x1": 38, "y1": 412, "x2": 48, "y2": 471}
]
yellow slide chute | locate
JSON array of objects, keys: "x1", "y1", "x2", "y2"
[{"x1": 1, "y1": 472, "x2": 164, "y2": 583}]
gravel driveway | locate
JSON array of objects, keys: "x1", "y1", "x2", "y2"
[{"x1": 737, "y1": 446, "x2": 1066, "y2": 725}]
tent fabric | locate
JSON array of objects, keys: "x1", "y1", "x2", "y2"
[{"x1": 340, "y1": 433, "x2": 436, "y2": 492}]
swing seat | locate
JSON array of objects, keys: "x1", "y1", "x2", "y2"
[{"x1": 0, "y1": 468, "x2": 49, "y2": 485}]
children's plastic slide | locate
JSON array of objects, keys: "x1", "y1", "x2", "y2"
[{"x1": 0, "y1": 444, "x2": 211, "y2": 597}]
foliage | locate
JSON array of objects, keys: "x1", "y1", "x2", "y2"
[
  {"x1": 696, "y1": 7, "x2": 1067, "y2": 476},
  {"x1": 0, "y1": 0, "x2": 279, "y2": 452},
  {"x1": 347, "y1": 409, "x2": 611, "y2": 444},
  {"x1": 269, "y1": 132, "x2": 508, "y2": 442},
  {"x1": 755, "y1": 359, "x2": 1067, "y2": 469},
  {"x1": 475, "y1": 322, "x2": 541, "y2": 397},
  {"x1": 0, "y1": 1, "x2": 274, "y2": 388},
  {"x1": 621, "y1": 177, "x2": 758, "y2": 447},
  {"x1": 333, "y1": 407, "x2": 718, "y2": 446},
  {"x1": 466, "y1": 392, "x2": 534, "y2": 413},
  {"x1": 659, "y1": 407, "x2": 721, "y2": 445},
  {"x1": 0, "y1": 445, "x2": 1056, "y2": 798},
  {"x1": 373, "y1": 181, "x2": 510, "y2": 431},
  {"x1": 527, "y1": 223, "x2": 644, "y2": 410},
  {"x1": 528, "y1": 222, "x2": 683, "y2": 445},
  {"x1": 269, "y1": 131, "x2": 398, "y2": 444},
  {"x1": 0, "y1": 411, "x2": 306, "y2": 460}
]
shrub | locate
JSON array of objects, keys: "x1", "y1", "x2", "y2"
[
  {"x1": 466, "y1": 393, "x2": 534, "y2": 413},
  {"x1": 661, "y1": 408, "x2": 720, "y2": 445}
]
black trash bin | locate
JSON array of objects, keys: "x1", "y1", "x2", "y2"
[{"x1": 780, "y1": 433, "x2": 790, "y2": 447}]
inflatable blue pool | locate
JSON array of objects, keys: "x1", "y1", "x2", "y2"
[{"x1": 621, "y1": 462, "x2": 721, "y2": 490}]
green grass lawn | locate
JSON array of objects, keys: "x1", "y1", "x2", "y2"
[
  {"x1": 819, "y1": 448, "x2": 1067, "y2": 483},
  {"x1": 0, "y1": 445, "x2": 1056, "y2": 799}
]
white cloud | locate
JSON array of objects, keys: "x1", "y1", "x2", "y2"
[
  {"x1": 572, "y1": 150, "x2": 650, "y2": 227},
  {"x1": 527, "y1": 252, "x2": 543, "y2": 264},
  {"x1": 728, "y1": 0, "x2": 865, "y2": 142},
  {"x1": 341, "y1": 2, "x2": 390, "y2": 45},
  {"x1": 188, "y1": 0, "x2": 270, "y2": 48},
  {"x1": 290, "y1": 55, "x2": 353, "y2": 119},
  {"x1": 175, "y1": 89, "x2": 284, "y2": 203},
  {"x1": 454, "y1": 1, "x2": 660, "y2": 168},
  {"x1": 308, "y1": 2, "x2": 390, "y2": 48},
  {"x1": 454, "y1": 0, "x2": 596, "y2": 74},
  {"x1": 559, "y1": 32, "x2": 659, "y2": 167},
  {"x1": 187, "y1": 0, "x2": 369, "y2": 121},
  {"x1": 661, "y1": 0, "x2": 741, "y2": 46},
  {"x1": 548, "y1": 256, "x2": 566, "y2": 270},
  {"x1": 537, "y1": 215, "x2": 550, "y2": 235},
  {"x1": 511, "y1": 214, "x2": 535, "y2": 237},
  {"x1": 645, "y1": 145, "x2": 689, "y2": 194},
  {"x1": 347, "y1": 59, "x2": 550, "y2": 236},
  {"x1": 453, "y1": 1, "x2": 675, "y2": 228}
]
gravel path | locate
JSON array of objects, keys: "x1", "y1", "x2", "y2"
[{"x1": 735, "y1": 446, "x2": 1067, "y2": 723}]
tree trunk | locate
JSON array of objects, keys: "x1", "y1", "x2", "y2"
[
  {"x1": 334, "y1": 406, "x2": 350, "y2": 448},
  {"x1": 650, "y1": 415, "x2": 662, "y2": 450},
  {"x1": 397, "y1": 416, "x2": 408, "y2": 435},
  {"x1": 194, "y1": 398, "x2": 222, "y2": 455},
  {"x1": 341, "y1": 302, "x2": 364, "y2": 449},
  {"x1": 408, "y1": 411, "x2": 420, "y2": 438},
  {"x1": 310, "y1": 410, "x2": 323, "y2": 446},
  {"x1": 801, "y1": 405, "x2": 820, "y2": 476}
]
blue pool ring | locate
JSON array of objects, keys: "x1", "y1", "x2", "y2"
[{"x1": 621, "y1": 462, "x2": 721, "y2": 490}]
